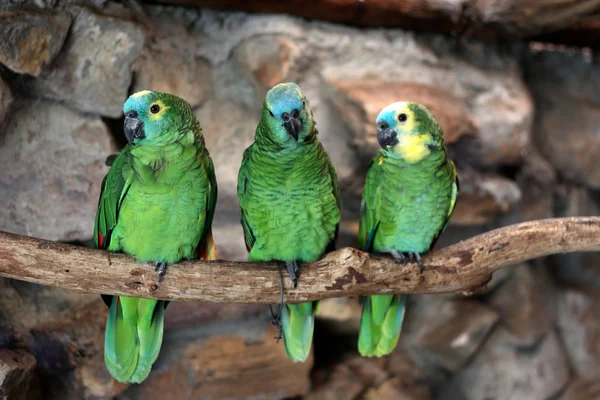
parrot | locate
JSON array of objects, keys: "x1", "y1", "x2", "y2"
[
  {"x1": 357, "y1": 101, "x2": 458, "y2": 357},
  {"x1": 237, "y1": 82, "x2": 340, "y2": 362},
  {"x1": 94, "y1": 90, "x2": 218, "y2": 383}
]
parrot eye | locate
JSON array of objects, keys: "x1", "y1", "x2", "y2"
[
  {"x1": 150, "y1": 104, "x2": 161, "y2": 114},
  {"x1": 398, "y1": 113, "x2": 408, "y2": 122}
]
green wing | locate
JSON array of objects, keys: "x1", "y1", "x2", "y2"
[
  {"x1": 94, "y1": 146, "x2": 134, "y2": 251},
  {"x1": 358, "y1": 156, "x2": 384, "y2": 252},
  {"x1": 324, "y1": 150, "x2": 340, "y2": 251},
  {"x1": 429, "y1": 159, "x2": 459, "y2": 251},
  {"x1": 237, "y1": 145, "x2": 256, "y2": 251},
  {"x1": 202, "y1": 150, "x2": 218, "y2": 239}
]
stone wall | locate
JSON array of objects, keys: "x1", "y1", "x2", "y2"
[{"x1": 0, "y1": 2, "x2": 599, "y2": 399}]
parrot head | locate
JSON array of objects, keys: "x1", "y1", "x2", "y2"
[
  {"x1": 261, "y1": 83, "x2": 315, "y2": 146},
  {"x1": 122, "y1": 90, "x2": 200, "y2": 146},
  {"x1": 375, "y1": 102, "x2": 442, "y2": 163}
]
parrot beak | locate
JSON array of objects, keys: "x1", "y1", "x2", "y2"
[
  {"x1": 282, "y1": 112, "x2": 302, "y2": 141},
  {"x1": 124, "y1": 111, "x2": 145, "y2": 144},
  {"x1": 377, "y1": 123, "x2": 398, "y2": 149}
]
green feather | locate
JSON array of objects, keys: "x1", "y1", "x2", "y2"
[
  {"x1": 94, "y1": 91, "x2": 217, "y2": 383},
  {"x1": 237, "y1": 83, "x2": 340, "y2": 363},
  {"x1": 358, "y1": 102, "x2": 458, "y2": 358}
]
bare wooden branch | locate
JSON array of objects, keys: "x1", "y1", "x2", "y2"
[
  {"x1": 0, "y1": 217, "x2": 599, "y2": 303},
  {"x1": 149, "y1": 0, "x2": 600, "y2": 48}
]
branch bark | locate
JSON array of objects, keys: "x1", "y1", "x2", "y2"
[
  {"x1": 0, "y1": 217, "x2": 598, "y2": 304},
  {"x1": 149, "y1": 0, "x2": 600, "y2": 48}
]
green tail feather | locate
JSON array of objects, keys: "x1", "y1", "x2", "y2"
[
  {"x1": 281, "y1": 301, "x2": 317, "y2": 362},
  {"x1": 104, "y1": 296, "x2": 166, "y2": 383},
  {"x1": 358, "y1": 294, "x2": 406, "y2": 357}
]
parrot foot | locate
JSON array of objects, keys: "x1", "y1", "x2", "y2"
[
  {"x1": 390, "y1": 249, "x2": 407, "y2": 263},
  {"x1": 269, "y1": 266, "x2": 285, "y2": 343},
  {"x1": 155, "y1": 262, "x2": 168, "y2": 282},
  {"x1": 390, "y1": 250, "x2": 424, "y2": 274},
  {"x1": 286, "y1": 261, "x2": 300, "y2": 288}
]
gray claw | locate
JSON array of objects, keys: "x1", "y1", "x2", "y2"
[
  {"x1": 155, "y1": 262, "x2": 168, "y2": 282},
  {"x1": 390, "y1": 249, "x2": 407, "y2": 264},
  {"x1": 286, "y1": 261, "x2": 300, "y2": 288}
]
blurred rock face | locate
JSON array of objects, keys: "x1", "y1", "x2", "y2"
[{"x1": 0, "y1": 2, "x2": 598, "y2": 400}]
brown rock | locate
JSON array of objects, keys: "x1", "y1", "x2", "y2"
[
  {"x1": 402, "y1": 296, "x2": 499, "y2": 371},
  {"x1": 31, "y1": 7, "x2": 144, "y2": 117},
  {"x1": 488, "y1": 264, "x2": 556, "y2": 346},
  {"x1": 122, "y1": 318, "x2": 312, "y2": 400},
  {"x1": 316, "y1": 297, "x2": 362, "y2": 335},
  {"x1": 552, "y1": 186, "x2": 600, "y2": 289},
  {"x1": 561, "y1": 379, "x2": 600, "y2": 400},
  {"x1": 235, "y1": 35, "x2": 298, "y2": 95},
  {"x1": 76, "y1": 353, "x2": 128, "y2": 399},
  {"x1": 0, "y1": 349, "x2": 36, "y2": 400},
  {"x1": 0, "y1": 100, "x2": 116, "y2": 241},
  {"x1": 132, "y1": 13, "x2": 211, "y2": 109},
  {"x1": 331, "y1": 80, "x2": 478, "y2": 158},
  {"x1": 0, "y1": 7, "x2": 71, "y2": 76},
  {"x1": 362, "y1": 377, "x2": 431, "y2": 400},
  {"x1": 440, "y1": 329, "x2": 570, "y2": 400},
  {"x1": 309, "y1": 356, "x2": 388, "y2": 400},
  {"x1": 557, "y1": 288, "x2": 600, "y2": 379},
  {"x1": 0, "y1": 77, "x2": 12, "y2": 127},
  {"x1": 527, "y1": 49, "x2": 600, "y2": 189},
  {"x1": 451, "y1": 169, "x2": 522, "y2": 225}
]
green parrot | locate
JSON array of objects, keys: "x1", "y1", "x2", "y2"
[
  {"x1": 237, "y1": 83, "x2": 340, "y2": 362},
  {"x1": 358, "y1": 102, "x2": 458, "y2": 357},
  {"x1": 94, "y1": 90, "x2": 218, "y2": 383}
]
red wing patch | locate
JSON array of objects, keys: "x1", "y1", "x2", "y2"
[{"x1": 98, "y1": 233, "x2": 105, "y2": 249}]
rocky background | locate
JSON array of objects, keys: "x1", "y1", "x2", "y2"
[{"x1": 0, "y1": 1, "x2": 599, "y2": 399}]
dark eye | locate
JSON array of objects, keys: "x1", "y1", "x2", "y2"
[
  {"x1": 269, "y1": 110, "x2": 275, "y2": 117},
  {"x1": 398, "y1": 113, "x2": 407, "y2": 122},
  {"x1": 302, "y1": 101, "x2": 305, "y2": 108},
  {"x1": 150, "y1": 104, "x2": 160, "y2": 114}
]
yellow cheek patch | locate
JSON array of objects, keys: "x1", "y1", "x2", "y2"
[
  {"x1": 148, "y1": 100, "x2": 171, "y2": 121},
  {"x1": 393, "y1": 104, "x2": 418, "y2": 132},
  {"x1": 393, "y1": 133, "x2": 431, "y2": 163}
]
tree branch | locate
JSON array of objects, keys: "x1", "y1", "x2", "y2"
[{"x1": 0, "y1": 217, "x2": 598, "y2": 303}]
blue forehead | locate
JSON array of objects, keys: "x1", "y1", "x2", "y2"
[
  {"x1": 123, "y1": 91, "x2": 156, "y2": 112},
  {"x1": 376, "y1": 108, "x2": 397, "y2": 126},
  {"x1": 266, "y1": 83, "x2": 304, "y2": 116}
]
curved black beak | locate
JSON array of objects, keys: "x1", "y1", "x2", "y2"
[
  {"x1": 377, "y1": 123, "x2": 398, "y2": 149},
  {"x1": 124, "y1": 111, "x2": 145, "y2": 144},
  {"x1": 282, "y1": 112, "x2": 301, "y2": 141}
]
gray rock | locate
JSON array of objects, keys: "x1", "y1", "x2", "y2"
[
  {"x1": 0, "y1": 7, "x2": 71, "y2": 76},
  {"x1": 560, "y1": 379, "x2": 600, "y2": 400},
  {"x1": 132, "y1": 12, "x2": 211, "y2": 109},
  {"x1": 440, "y1": 329, "x2": 570, "y2": 400},
  {"x1": 30, "y1": 7, "x2": 144, "y2": 117},
  {"x1": 557, "y1": 288, "x2": 600, "y2": 379},
  {"x1": 488, "y1": 264, "x2": 557, "y2": 346},
  {"x1": 526, "y1": 49, "x2": 600, "y2": 189},
  {"x1": 402, "y1": 295, "x2": 499, "y2": 372},
  {"x1": 325, "y1": 37, "x2": 533, "y2": 168},
  {"x1": 551, "y1": 186, "x2": 600, "y2": 289},
  {"x1": 451, "y1": 168, "x2": 522, "y2": 225},
  {"x1": 0, "y1": 100, "x2": 116, "y2": 241},
  {"x1": 0, "y1": 77, "x2": 12, "y2": 126}
]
